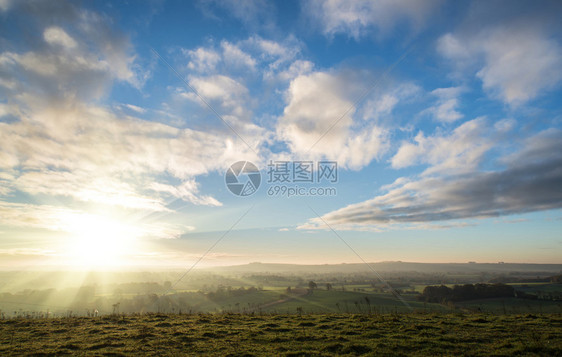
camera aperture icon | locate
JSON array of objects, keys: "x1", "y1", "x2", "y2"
[{"x1": 225, "y1": 161, "x2": 261, "y2": 197}]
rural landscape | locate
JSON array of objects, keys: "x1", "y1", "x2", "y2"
[
  {"x1": 1, "y1": 263, "x2": 561, "y2": 354},
  {"x1": 1, "y1": 0, "x2": 562, "y2": 355}
]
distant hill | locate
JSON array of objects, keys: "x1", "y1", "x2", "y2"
[{"x1": 206, "y1": 262, "x2": 562, "y2": 275}]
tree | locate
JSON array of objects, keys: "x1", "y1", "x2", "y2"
[
  {"x1": 308, "y1": 281, "x2": 317, "y2": 290},
  {"x1": 326, "y1": 283, "x2": 333, "y2": 291}
]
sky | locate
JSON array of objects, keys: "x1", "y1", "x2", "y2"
[{"x1": 0, "y1": 0, "x2": 561, "y2": 269}]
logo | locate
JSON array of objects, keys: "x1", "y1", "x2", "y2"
[{"x1": 225, "y1": 161, "x2": 261, "y2": 196}]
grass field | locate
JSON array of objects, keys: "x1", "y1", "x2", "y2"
[{"x1": 0, "y1": 313, "x2": 560, "y2": 356}]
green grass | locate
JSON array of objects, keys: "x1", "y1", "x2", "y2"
[{"x1": 0, "y1": 313, "x2": 560, "y2": 356}]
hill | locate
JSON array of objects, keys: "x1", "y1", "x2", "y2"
[{"x1": 207, "y1": 262, "x2": 562, "y2": 275}]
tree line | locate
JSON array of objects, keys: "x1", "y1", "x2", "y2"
[{"x1": 419, "y1": 283, "x2": 515, "y2": 303}]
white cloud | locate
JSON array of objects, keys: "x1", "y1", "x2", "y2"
[
  {"x1": 221, "y1": 41, "x2": 256, "y2": 70},
  {"x1": 276, "y1": 71, "x2": 388, "y2": 170},
  {"x1": 304, "y1": 0, "x2": 442, "y2": 40},
  {"x1": 276, "y1": 60, "x2": 314, "y2": 82},
  {"x1": 123, "y1": 103, "x2": 147, "y2": 114},
  {"x1": 1, "y1": 12, "x2": 264, "y2": 211},
  {"x1": 150, "y1": 181, "x2": 222, "y2": 207},
  {"x1": 189, "y1": 75, "x2": 248, "y2": 102},
  {"x1": 185, "y1": 47, "x2": 221, "y2": 73},
  {"x1": 43, "y1": 26, "x2": 77, "y2": 49},
  {"x1": 181, "y1": 75, "x2": 267, "y2": 143},
  {"x1": 244, "y1": 36, "x2": 301, "y2": 69},
  {"x1": 494, "y1": 118, "x2": 516, "y2": 133},
  {"x1": 391, "y1": 117, "x2": 491, "y2": 174},
  {"x1": 438, "y1": 26, "x2": 562, "y2": 105},
  {"x1": 0, "y1": 99, "x2": 250, "y2": 209},
  {"x1": 424, "y1": 86, "x2": 464, "y2": 123},
  {"x1": 361, "y1": 82, "x2": 420, "y2": 122},
  {"x1": 437, "y1": 33, "x2": 469, "y2": 59},
  {"x1": 182, "y1": 36, "x2": 304, "y2": 84}
]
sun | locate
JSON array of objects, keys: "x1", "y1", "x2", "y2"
[{"x1": 61, "y1": 213, "x2": 140, "y2": 268}]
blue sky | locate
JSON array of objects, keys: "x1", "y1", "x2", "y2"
[{"x1": 0, "y1": 0, "x2": 561, "y2": 268}]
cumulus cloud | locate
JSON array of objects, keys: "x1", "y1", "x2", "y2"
[
  {"x1": 302, "y1": 128, "x2": 562, "y2": 230},
  {"x1": 438, "y1": 24, "x2": 562, "y2": 105},
  {"x1": 276, "y1": 71, "x2": 388, "y2": 170},
  {"x1": 303, "y1": 0, "x2": 442, "y2": 40}
]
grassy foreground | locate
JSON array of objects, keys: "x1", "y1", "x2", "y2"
[{"x1": 1, "y1": 313, "x2": 561, "y2": 356}]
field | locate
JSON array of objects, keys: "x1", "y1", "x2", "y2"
[{"x1": 0, "y1": 313, "x2": 560, "y2": 356}]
